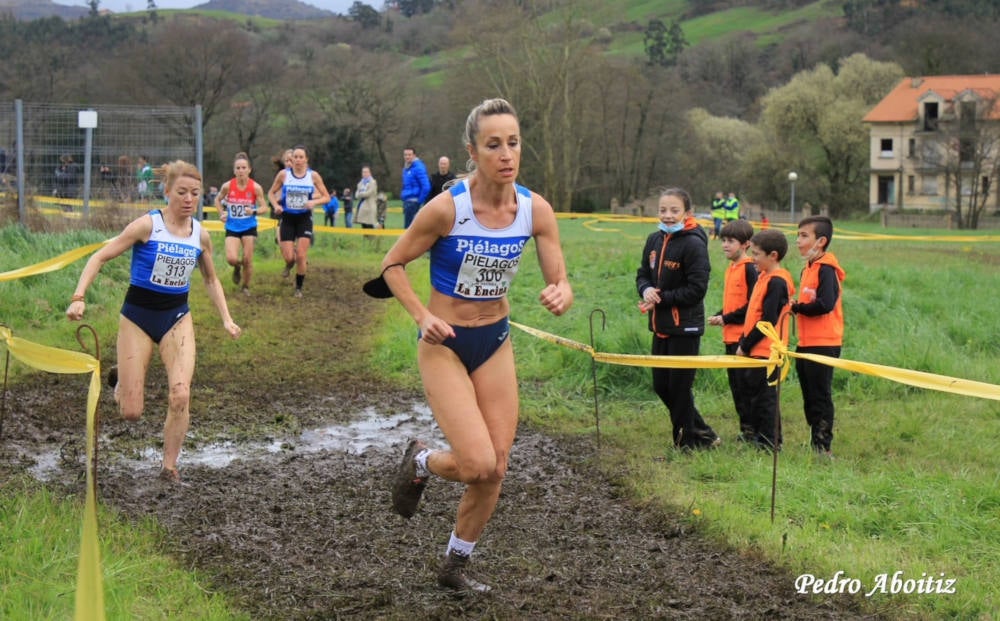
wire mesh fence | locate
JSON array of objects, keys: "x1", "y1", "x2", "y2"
[{"x1": 0, "y1": 100, "x2": 201, "y2": 230}]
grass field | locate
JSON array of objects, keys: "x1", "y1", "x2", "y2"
[{"x1": 2, "y1": 213, "x2": 998, "y2": 619}]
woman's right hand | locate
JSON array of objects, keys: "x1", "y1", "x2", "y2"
[
  {"x1": 418, "y1": 313, "x2": 456, "y2": 345},
  {"x1": 66, "y1": 300, "x2": 85, "y2": 321}
]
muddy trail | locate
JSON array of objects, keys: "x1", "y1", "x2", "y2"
[{"x1": 0, "y1": 265, "x2": 874, "y2": 620}]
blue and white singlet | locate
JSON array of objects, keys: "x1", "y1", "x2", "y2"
[
  {"x1": 429, "y1": 179, "x2": 533, "y2": 301},
  {"x1": 129, "y1": 210, "x2": 202, "y2": 295},
  {"x1": 281, "y1": 167, "x2": 316, "y2": 215}
]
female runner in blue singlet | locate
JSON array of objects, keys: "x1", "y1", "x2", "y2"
[
  {"x1": 377, "y1": 98, "x2": 573, "y2": 592},
  {"x1": 67, "y1": 160, "x2": 242, "y2": 483},
  {"x1": 266, "y1": 145, "x2": 330, "y2": 298}
]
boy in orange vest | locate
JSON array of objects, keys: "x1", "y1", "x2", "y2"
[
  {"x1": 791, "y1": 216, "x2": 845, "y2": 456},
  {"x1": 708, "y1": 220, "x2": 757, "y2": 441},
  {"x1": 735, "y1": 229, "x2": 795, "y2": 451}
]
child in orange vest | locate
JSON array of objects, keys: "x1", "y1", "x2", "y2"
[
  {"x1": 735, "y1": 229, "x2": 795, "y2": 450},
  {"x1": 708, "y1": 220, "x2": 757, "y2": 441},
  {"x1": 791, "y1": 216, "x2": 845, "y2": 456}
]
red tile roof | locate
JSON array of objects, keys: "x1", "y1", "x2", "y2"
[{"x1": 863, "y1": 75, "x2": 1000, "y2": 123}]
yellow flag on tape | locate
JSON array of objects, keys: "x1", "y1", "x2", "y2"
[
  {"x1": 0, "y1": 327, "x2": 106, "y2": 621},
  {"x1": 0, "y1": 241, "x2": 109, "y2": 282}
]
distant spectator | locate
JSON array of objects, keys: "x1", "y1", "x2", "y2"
[
  {"x1": 137, "y1": 155, "x2": 154, "y2": 200},
  {"x1": 342, "y1": 187, "x2": 354, "y2": 228},
  {"x1": 355, "y1": 165, "x2": 378, "y2": 230},
  {"x1": 401, "y1": 147, "x2": 431, "y2": 228},
  {"x1": 204, "y1": 185, "x2": 219, "y2": 208},
  {"x1": 429, "y1": 155, "x2": 456, "y2": 199},
  {"x1": 55, "y1": 154, "x2": 79, "y2": 199},
  {"x1": 324, "y1": 189, "x2": 340, "y2": 227}
]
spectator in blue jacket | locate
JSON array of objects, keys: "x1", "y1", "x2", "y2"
[{"x1": 401, "y1": 147, "x2": 431, "y2": 228}]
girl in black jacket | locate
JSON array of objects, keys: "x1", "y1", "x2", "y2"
[{"x1": 636, "y1": 187, "x2": 720, "y2": 450}]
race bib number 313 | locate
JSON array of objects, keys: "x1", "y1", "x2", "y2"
[{"x1": 150, "y1": 253, "x2": 197, "y2": 288}]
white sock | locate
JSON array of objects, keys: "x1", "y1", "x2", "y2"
[
  {"x1": 446, "y1": 531, "x2": 476, "y2": 557},
  {"x1": 414, "y1": 448, "x2": 432, "y2": 479}
]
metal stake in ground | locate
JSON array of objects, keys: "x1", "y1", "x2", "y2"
[{"x1": 589, "y1": 309, "x2": 606, "y2": 452}]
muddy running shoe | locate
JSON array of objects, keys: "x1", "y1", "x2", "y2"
[
  {"x1": 158, "y1": 467, "x2": 181, "y2": 483},
  {"x1": 232, "y1": 264, "x2": 241, "y2": 285},
  {"x1": 242, "y1": 287, "x2": 251, "y2": 297},
  {"x1": 106, "y1": 365, "x2": 118, "y2": 389},
  {"x1": 294, "y1": 288, "x2": 303, "y2": 298},
  {"x1": 437, "y1": 551, "x2": 491, "y2": 593},
  {"x1": 282, "y1": 264, "x2": 292, "y2": 278},
  {"x1": 391, "y1": 439, "x2": 428, "y2": 518}
]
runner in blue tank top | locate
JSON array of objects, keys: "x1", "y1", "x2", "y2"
[
  {"x1": 67, "y1": 160, "x2": 242, "y2": 484},
  {"x1": 267, "y1": 145, "x2": 330, "y2": 298},
  {"x1": 373, "y1": 98, "x2": 573, "y2": 593}
]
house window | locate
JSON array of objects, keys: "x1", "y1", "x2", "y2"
[
  {"x1": 908, "y1": 138, "x2": 916, "y2": 158},
  {"x1": 921, "y1": 175, "x2": 938, "y2": 195},
  {"x1": 960, "y1": 101, "x2": 977, "y2": 133},
  {"x1": 960, "y1": 138, "x2": 975, "y2": 164},
  {"x1": 924, "y1": 102, "x2": 939, "y2": 131},
  {"x1": 961, "y1": 175, "x2": 973, "y2": 196},
  {"x1": 907, "y1": 175, "x2": 915, "y2": 194},
  {"x1": 880, "y1": 138, "x2": 894, "y2": 158}
]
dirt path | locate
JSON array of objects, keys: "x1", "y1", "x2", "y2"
[{"x1": 0, "y1": 265, "x2": 875, "y2": 620}]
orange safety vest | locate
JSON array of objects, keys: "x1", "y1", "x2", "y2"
[
  {"x1": 742, "y1": 268, "x2": 795, "y2": 359},
  {"x1": 796, "y1": 252, "x2": 845, "y2": 347},
  {"x1": 722, "y1": 257, "x2": 754, "y2": 344}
]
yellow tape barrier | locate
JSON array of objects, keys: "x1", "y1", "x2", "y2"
[
  {"x1": 510, "y1": 321, "x2": 1000, "y2": 401},
  {"x1": 0, "y1": 241, "x2": 109, "y2": 282},
  {"x1": 0, "y1": 326, "x2": 105, "y2": 621}
]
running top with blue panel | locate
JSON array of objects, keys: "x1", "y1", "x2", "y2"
[
  {"x1": 430, "y1": 178, "x2": 533, "y2": 301},
  {"x1": 222, "y1": 178, "x2": 259, "y2": 233},
  {"x1": 280, "y1": 168, "x2": 316, "y2": 215},
  {"x1": 130, "y1": 209, "x2": 202, "y2": 296}
]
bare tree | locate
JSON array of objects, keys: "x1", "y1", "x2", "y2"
[
  {"x1": 120, "y1": 19, "x2": 254, "y2": 129},
  {"x1": 451, "y1": 0, "x2": 603, "y2": 211},
  {"x1": 922, "y1": 95, "x2": 1000, "y2": 229}
]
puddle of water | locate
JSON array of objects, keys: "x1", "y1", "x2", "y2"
[{"x1": 19, "y1": 402, "x2": 444, "y2": 479}]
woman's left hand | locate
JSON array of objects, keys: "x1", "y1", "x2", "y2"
[
  {"x1": 539, "y1": 283, "x2": 571, "y2": 316},
  {"x1": 224, "y1": 320, "x2": 242, "y2": 339}
]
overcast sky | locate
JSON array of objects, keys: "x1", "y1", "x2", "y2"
[{"x1": 54, "y1": 0, "x2": 357, "y2": 14}]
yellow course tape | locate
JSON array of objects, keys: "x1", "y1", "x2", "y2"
[
  {"x1": 0, "y1": 241, "x2": 109, "y2": 282},
  {"x1": 0, "y1": 326, "x2": 105, "y2": 621},
  {"x1": 510, "y1": 320, "x2": 1000, "y2": 401}
]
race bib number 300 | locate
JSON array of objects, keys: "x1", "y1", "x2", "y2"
[
  {"x1": 453, "y1": 252, "x2": 519, "y2": 298},
  {"x1": 150, "y1": 253, "x2": 197, "y2": 288}
]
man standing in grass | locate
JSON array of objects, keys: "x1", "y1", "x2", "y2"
[
  {"x1": 401, "y1": 147, "x2": 431, "y2": 228},
  {"x1": 790, "y1": 216, "x2": 845, "y2": 457}
]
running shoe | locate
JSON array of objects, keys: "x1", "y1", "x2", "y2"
[
  {"x1": 158, "y1": 467, "x2": 181, "y2": 482},
  {"x1": 106, "y1": 365, "x2": 118, "y2": 389},
  {"x1": 391, "y1": 439, "x2": 428, "y2": 518},
  {"x1": 438, "y1": 551, "x2": 491, "y2": 593},
  {"x1": 294, "y1": 288, "x2": 303, "y2": 298},
  {"x1": 232, "y1": 264, "x2": 241, "y2": 285}
]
